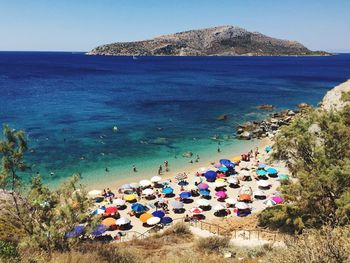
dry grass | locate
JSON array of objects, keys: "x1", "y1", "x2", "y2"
[{"x1": 194, "y1": 236, "x2": 231, "y2": 253}]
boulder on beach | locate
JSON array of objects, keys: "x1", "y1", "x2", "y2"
[
  {"x1": 237, "y1": 131, "x2": 251, "y2": 140},
  {"x1": 298, "y1": 102, "x2": 310, "y2": 109}
]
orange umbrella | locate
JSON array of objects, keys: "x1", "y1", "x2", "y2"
[
  {"x1": 101, "y1": 217, "x2": 116, "y2": 227},
  {"x1": 232, "y1": 156, "x2": 241, "y2": 163},
  {"x1": 140, "y1": 213, "x2": 153, "y2": 223},
  {"x1": 239, "y1": 194, "x2": 252, "y2": 201}
]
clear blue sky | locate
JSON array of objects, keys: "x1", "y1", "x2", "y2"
[{"x1": 0, "y1": 0, "x2": 349, "y2": 52}]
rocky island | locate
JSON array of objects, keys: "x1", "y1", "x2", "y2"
[{"x1": 88, "y1": 25, "x2": 329, "y2": 56}]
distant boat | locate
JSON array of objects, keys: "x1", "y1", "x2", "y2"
[{"x1": 133, "y1": 56, "x2": 138, "y2": 60}]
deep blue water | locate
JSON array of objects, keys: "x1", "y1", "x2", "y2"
[{"x1": 0, "y1": 52, "x2": 350, "y2": 185}]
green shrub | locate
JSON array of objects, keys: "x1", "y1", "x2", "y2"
[{"x1": 0, "y1": 241, "x2": 19, "y2": 259}]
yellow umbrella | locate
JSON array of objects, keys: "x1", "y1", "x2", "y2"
[
  {"x1": 124, "y1": 194, "x2": 137, "y2": 201},
  {"x1": 139, "y1": 213, "x2": 153, "y2": 223},
  {"x1": 232, "y1": 156, "x2": 241, "y2": 163},
  {"x1": 215, "y1": 178, "x2": 225, "y2": 183},
  {"x1": 101, "y1": 217, "x2": 116, "y2": 227}
]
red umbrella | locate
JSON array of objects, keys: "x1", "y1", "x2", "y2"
[
  {"x1": 105, "y1": 206, "x2": 118, "y2": 215},
  {"x1": 191, "y1": 207, "x2": 203, "y2": 214}
]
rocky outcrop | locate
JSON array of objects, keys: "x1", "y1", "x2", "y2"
[
  {"x1": 320, "y1": 79, "x2": 350, "y2": 111},
  {"x1": 256, "y1": 105, "x2": 275, "y2": 110},
  {"x1": 88, "y1": 26, "x2": 329, "y2": 57}
]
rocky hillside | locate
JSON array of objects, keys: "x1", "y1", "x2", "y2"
[
  {"x1": 321, "y1": 79, "x2": 350, "y2": 111},
  {"x1": 88, "y1": 25, "x2": 328, "y2": 56}
]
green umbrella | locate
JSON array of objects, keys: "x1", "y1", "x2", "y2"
[{"x1": 279, "y1": 174, "x2": 289, "y2": 181}]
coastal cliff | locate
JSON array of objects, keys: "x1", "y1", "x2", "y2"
[
  {"x1": 321, "y1": 79, "x2": 350, "y2": 111},
  {"x1": 88, "y1": 25, "x2": 329, "y2": 56}
]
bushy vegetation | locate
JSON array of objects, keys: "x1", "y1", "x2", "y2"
[
  {"x1": 163, "y1": 222, "x2": 192, "y2": 236},
  {"x1": 194, "y1": 236, "x2": 230, "y2": 253},
  {"x1": 259, "y1": 107, "x2": 350, "y2": 233}
]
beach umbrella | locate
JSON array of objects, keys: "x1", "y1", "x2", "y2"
[
  {"x1": 151, "y1": 176, "x2": 162, "y2": 183},
  {"x1": 190, "y1": 207, "x2": 203, "y2": 214},
  {"x1": 92, "y1": 207, "x2": 105, "y2": 215},
  {"x1": 175, "y1": 173, "x2": 187, "y2": 182},
  {"x1": 140, "y1": 213, "x2": 153, "y2": 223},
  {"x1": 204, "y1": 170, "x2": 217, "y2": 182},
  {"x1": 225, "y1": 198, "x2": 236, "y2": 205},
  {"x1": 129, "y1": 182, "x2": 140, "y2": 188},
  {"x1": 218, "y1": 166, "x2": 229, "y2": 172},
  {"x1": 266, "y1": 167, "x2": 278, "y2": 175},
  {"x1": 198, "y1": 167, "x2": 209, "y2": 174},
  {"x1": 271, "y1": 196, "x2": 284, "y2": 204},
  {"x1": 102, "y1": 217, "x2": 116, "y2": 227},
  {"x1": 214, "y1": 181, "x2": 226, "y2": 188},
  {"x1": 142, "y1": 188, "x2": 154, "y2": 196},
  {"x1": 239, "y1": 161, "x2": 249, "y2": 169},
  {"x1": 239, "y1": 185, "x2": 253, "y2": 195},
  {"x1": 65, "y1": 225, "x2": 85, "y2": 238},
  {"x1": 105, "y1": 206, "x2": 118, "y2": 215},
  {"x1": 199, "y1": 189, "x2": 210, "y2": 196},
  {"x1": 131, "y1": 203, "x2": 147, "y2": 213},
  {"x1": 215, "y1": 191, "x2": 227, "y2": 199},
  {"x1": 162, "y1": 187, "x2": 174, "y2": 195},
  {"x1": 88, "y1": 190, "x2": 102, "y2": 198},
  {"x1": 180, "y1": 192, "x2": 192, "y2": 199},
  {"x1": 257, "y1": 180, "x2": 270, "y2": 188},
  {"x1": 256, "y1": 170, "x2": 267, "y2": 176},
  {"x1": 170, "y1": 201, "x2": 184, "y2": 209},
  {"x1": 213, "y1": 204, "x2": 226, "y2": 211},
  {"x1": 278, "y1": 174, "x2": 289, "y2": 181},
  {"x1": 265, "y1": 146, "x2": 272, "y2": 152},
  {"x1": 227, "y1": 177, "x2": 239, "y2": 184},
  {"x1": 253, "y1": 190, "x2": 266, "y2": 197},
  {"x1": 120, "y1": 184, "x2": 132, "y2": 190},
  {"x1": 215, "y1": 178, "x2": 225, "y2": 183},
  {"x1": 139, "y1": 180, "x2": 151, "y2": 187},
  {"x1": 232, "y1": 156, "x2": 241, "y2": 163},
  {"x1": 235, "y1": 202, "x2": 249, "y2": 210},
  {"x1": 264, "y1": 199, "x2": 276, "y2": 207},
  {"x1": 197, "y1": 183, "x2": 209, "y2": 190},
  {"x1": 147, "y1": 217, "x2": 161, "y2": 225},
  {"x1": 91, "y1": 224, "x2": 108, "y2": 236},
  {"x1": 178, "y1": 180, "x2": 189, "y2": 186},
  {"x1": 240, "y1": 170, "x2": 250, "y2": 177},
  {"x1": 116, "y1": 217, "x2": 130, "y2": 226},
  {"x1": 156, "y1": 197, "x2": 166, "y2": 204},
  {"x1": 239, "y1": 194, "x2": 252, "y2": 202},
  {"x1": 152, "y1": 210, "x2": 165, "y2": 218},
  {"x1": 113, "y1": 199, "x2": 126, "y2": 206},
  {"x1": 196, "y1": 199, "x2": 210, "y2": 206},
  {"x1": 161, "y1": 216, "x2": 173, "y2": 225},
  {"x1": 124, "y1": 194, "x2": 137, "y2": 202},
  {"x1": 219, "y1": 159, "x2": 231, "y2": 166},
  {"x1": 258, "y1": 164, "x2": 266, "y2": 169}
]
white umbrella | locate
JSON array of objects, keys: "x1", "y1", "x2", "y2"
[
  {"x1": 198, "y1": 167, "x2": 209, "y2": 173},
  {"x1": 257, "y1": 180, "x2": 270, "y2": 188},
  {"x1": 240, "y1": 170, "x2": 250, "y2": 177},
  {"x1": 225, "y1": 198, "x2": 236, "y2": 205},
  {"x1": 94, "y1": 208, "x2": 105, "y2": 215},
  {"x1": 170, "y1": 201, "x2": 184, "y2": 209},
  {"x1": 227, "y1": 177, "x2": 238, "y2": 184},
  {"x1": 151, "y1": 176, "x2": 162, "y2": 183},
  {"x1": 116, "y1": 217, "x2": 130, "y2": 225},
  {"x1": 88, "y1": 190, "x2": 102, "y2": 198},
  {"x1": 239, "y1": 162, "x2": 249, "y2": 169},
  {"x1": 264, "y1": 199, "x2": 276, "y2": 207},
  {"x1": 235, "y1": 202, "x2": 249, "y2": 210},
  {"x1": 147, "y1": 217, "x2": 161, "y2": 225},
  {"x1": 142, "y1": 188, "x2": 154, "y2": 195},
  {"x1": 253, "y1": 190, "x2": 266, "y2": 197},
  {"x1": 213, "y1": 204, "x2": 226, "y2": 211},
  {"x1": 196, "y1": 199, "x2": 210, "y2": 206},
  {"x1": 214, "y1": 181, "x2": 226, "y2": 188},
  {"x1": 130, "y1": 182, "x2": 140, "y2": 188},
  {"x1": 139, "y1": 179, "x2": 151, "y2": 187},
  {"x1": 113, "y1": 199, "x2": 126, "y2": 206}
]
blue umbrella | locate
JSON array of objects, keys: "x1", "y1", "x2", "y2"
[
  {"x1": 152, "y1": 210, "x2": 165, "y2": 218},
  {"x1": 204, "y1": 170, "x2": 217, "y2": 182},
  {"x1": 180, "y1": 192, "x2": 192, "y2": 199},
  {"x1": 258, "y1": 164, "x2": 266, "y2": 169},
  {"x1": 265, "y1": 146, "x2": 272, "y2": 152},
  {"x1": 131, "y1": 203, "x2": 147, "y2": 213},
  {"x1": 219, "y1": 159, "x2": 232, "y2": 167},
  {"x1": 65, "y1": 225, "x2": 85, "y2": 238},
  {"x1": 257, "y1": 170, "x2": 267, "y2": 176},
  {"x1": 91, "y1": 224, "x2": 108, "y2": 236},
  {"x1": 92, "y1": 206, "x2": 106, "y2": 215},
  {"x1": 199, "y1": 189, "x2": 210, "y2": 196},
  {"x1": 161, "y1": 216, "x2": 173, "y2": 225},
  {"x1": 170, "y1": 201, "x2": 184, "y2": 209},
  {"x1": 218, "y1": 166, "x2": 229, "y2": 172},
  {"x1": 162, "y1": 187, "x2": 174, "y2": 194},
  {"x1": 266, "y1": 167, "x2": 278, "y2": 175},
  {"x1": 178, "y1": 181, "x2": 188, "y2": 186}
]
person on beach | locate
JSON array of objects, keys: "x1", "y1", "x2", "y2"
[
  {"x1": 105, "y1": 167, "x2": 109, "y2": 172},
  {"x1": 164, "y1": 160, "x2": 169, "y2": 172},
  {"x1": 132, "y1": 165, "x2": 137, "y2": 172},
  {"x1": 217, "y1": 146, "x2": 221, "y2": 153},
  {"x1": 158, "y1": 165, "x2": 163, "y2": 175},
  {"x1": 255, "y1": 147, "x2": 259, "y2": 158}
]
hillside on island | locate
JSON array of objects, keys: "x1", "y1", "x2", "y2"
[{"x1": 88, "y1": 25, "x2": 329, "y2": 56}]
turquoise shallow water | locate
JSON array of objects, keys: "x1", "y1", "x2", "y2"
[{"x1": 1, "y1": 52, "x2": 350, "y2": 187}]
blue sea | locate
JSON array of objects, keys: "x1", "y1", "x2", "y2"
[{"x1": 1, "y1": 52, "x2": 350, "y2": 187}]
